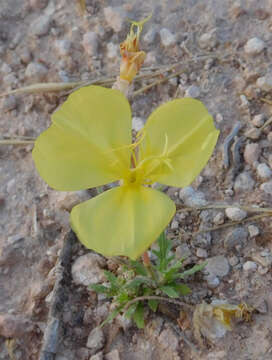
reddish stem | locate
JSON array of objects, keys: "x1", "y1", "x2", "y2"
[{"x1": 142, "y1": 251, "x2": 151, "y2": 266}]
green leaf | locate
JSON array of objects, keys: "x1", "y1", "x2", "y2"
[
  {"x1": 104, "y1": 270, "x2": 119, "y2": 290},
  {"x1": 125, "y1": 276, "x2": 154, "y2": 290},
  {"x1": 178, "y1": 262, "x2": 207, "y2": 279},
  {"x1": 154, "y1": 231, "x2": 173, "y2": 272},
  {"x1": 163, "y1": 260, "x2": 183, "y2": 281},
  {"x1": 148, "y1": 299, "x2": 158, "y2": 312},
  {"x1": 124, "y1": 303, "x2": 138, "y2": 319},
  {"x1": 129, "y1": 260, "x2": 148, "y2": 276},
  {"x1": 160, "y1": 285, "x2": 180, "y2": 298},
  {"x1": 100, "y1": 307, "x2": 121, "y2": 328},
  {"x1": 89, "y1": 284, "x2": 109, "y2": 295},
  {"x1": 171, "y1": 283, "x2": 191, "y2": 296},
  {"x1": 133, "y1": 302, "x2": 145, "y2": 329}
]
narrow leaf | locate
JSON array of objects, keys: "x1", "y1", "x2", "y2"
[
  {"x1": 160, "y1": 285, "x2": 179, "y2": 298},
  {"x1": 130, "y1": 260, "x2": 148, "y2": 276},
  {"x1": 125, "y1": 276, "x2": 153, "y2": 289},
  {"x1": 133, "y1": 303, "x2": 145, "y2": 329},
  {"x1": 89, "y1": 284, "x2": 109, "y2": 294},
  {"x1": 124, "y1": 303, "x2": 138, "y2": 319},
  {"x1": 148, "y1": 299, "x2": 158, "y2": 312},
  {"x1": 178, "y1": 262, "x2": 207, "y2": 279},
  {"x1": 172, "y1": 283, "x2": 191, "y2": 296}
]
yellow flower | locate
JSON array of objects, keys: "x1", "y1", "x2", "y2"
[
  {"x1": 119, "y1": 17, "x2": 149, "y2": 83},
  {"x1": 32, "y1": 86, "x2": 219, "y2": 259}
]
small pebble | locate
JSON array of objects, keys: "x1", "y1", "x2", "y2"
[
  {"x1": 243, "y1": 261, "x2": 257, "y2": 271},
  {"x1": 206, "y1": 256, "x2": 230, "y2": 278},
  {"x1": 260, "y1": 180, "x2": 272, "y2": 195},
  {"x1": 175, "y1": 243, "x2": 191, "y2": 259},
  {"x1": 257, "y1": 163, "x2": 272, "y2": 179},
  {"x1": 86, "y1": 327, "x2": 105, "y2": 352},
  {"x1": 215, "y1": 113, "x2": 224, "y2": 123},
  {"x1": 256, "y1": 73, "x2": 272, "y2": 91},
  {"x1": 228, "y1": 255, "x2": 239, "y2": 266},
  {"x1": 224, "y1": 227, "x2": 248, "y2": 249},
  {"x1": 31, "y1": 15, "x2": 51, "y2": 37},
  {"x1": 105, "y1": 349, "x2": 120, "y2": 360},
  {"x1": 213, "y1": 212, "x2": 224, "y2": 225},
  {"x1": 196, "y1": 248, "x2": 208, "y2": 258},
  {"x1": 248, "y1": 225, "x2": 260, "y2": 238},
  {"x1": 240, "y1": 94, "x2": 249, "y2": 108},
  {"x1": 258, "y1": 266, "x2": 269, "y2": 275},
  {"x1": 82, "y1": 32, "x2": 98, "y2": 57},
  {"x1": 234, "y1": 172, "x2": 255, "y2": 192},
  {"x1": 143, "y1": 28, "x2": 158, "y2": 45},
  {"x1": 198, "y1": 30, "x2": 217, "y2": 50},
  {"x1": 245, "y1": 128, "x2": 261, "y2": 140},
  {"x1": 90, "y1": 352, "x2": 103, "y2": 360},
  {"x1": 225, "y1": 207, "x2": 247, "y2": 221},
  {"x1": 252, "y1": 114, "x2": 265, "y2": 127},
  {"x1": 244, "y1": 143, "x2": 261, "y2": 165},
  {"x1": 132, "y1": 117, "x2": 144, "y2": 132},
  {"x1": 25, "y1": 62, "x2": 48, "y2": 81},
  {"x1": 171, "y1": 219, "x2": 179, "y2": 230},
  {"x1": 244, "y1": 37, "x2": 265, "y2": 55},
  {"x1": 185, "y1": 85, "x2": 200, "y2": 98},
  {"x1": 72, "y1": 253, "x2": 106, "y2": 286},
  {"x1": 159, "y1": 28, "x2": 176, "y2": 47},
  {"x1": 205, "y1": 274, "x2": 220, "y2": 289},
  {"x1": 179, "y1": 186, "x2": 207, "y2": 207}
]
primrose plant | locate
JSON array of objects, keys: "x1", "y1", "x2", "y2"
[
  {"x1": 91, "y1": 232, "x2": 207, "y2": 328},
  {"x1": 32, "y1": 18, "x2": 219, "y2": 325}
]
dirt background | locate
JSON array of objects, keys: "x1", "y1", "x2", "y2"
[{"x1": 1, "y1": 0, "x2": 272, "y2": 359}]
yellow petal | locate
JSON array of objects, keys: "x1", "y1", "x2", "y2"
[
  {"x1": 139, "y1": 98, "x2": 219, "y2": 187},
  {"x1": 70, "y1": 185, "x2": 176, "y2": 259},
  {"x1": 33, "y1": 86, "x2": 132, "y2": 190}
]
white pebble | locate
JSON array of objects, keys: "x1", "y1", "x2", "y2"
[
  {"x1": 196, "y1": 248, "x2": 208, "y2": 258},
  {"x1": 225, "y1": 207, "x2": 247, "y2": 221},
  {"x1": 198, "y1": 30, "x2": 217, "y2": 49},
  {"x1": 260, "y1": 180, "x2": 272, "y2": 195},
  {"x1": 159, "y1": 28, "x2": 176, "y2": 47},
  {"x1": 213, "y1": 212, "x2": 224, "y2": 225},
  {"x1": 257, "y1": 163, "x2": 272, "y2": 179},
  {"x1": 252, "y1": 114, "x2": 265, "y2": 127},
  {"x1": 256, "y1": 73, "x2": 272, "y2": 91},
  {"x1": 25, "y1": 62, "x2": 48, "y2": 81},
  {"x1": 244, "y1": 37, "x2": 265, "y2": 55},
  {"x1": 171, "y1": 219, "x2": 179, "y2": 230},
  {"x1": 243, "y1": 261, "x2": 257, "y2": 272},
  {"x1": 248, "y1": 225, "x2": 260, "y2": 238},
  {"x1": 132, "y1": 117, "x2": 144, "y2": 132}
]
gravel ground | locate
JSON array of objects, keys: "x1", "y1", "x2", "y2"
[{"x1": 1, "y1": 0, "x2": 272, "y2": 359}]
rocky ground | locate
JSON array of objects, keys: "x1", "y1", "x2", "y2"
[{"x1": 1, "y1": 0, "x2": 272, "y2": 359}]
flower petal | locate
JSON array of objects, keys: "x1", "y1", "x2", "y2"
[
  {"x1": 70, "y1": 185, "x2": 176, "y2": 259},
  {"x1": 33, "y1": 86, "x2": 132, "y2": 190},
  {"x1": 139, "y1": 98, "x2": 219, "y2": 187}
]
